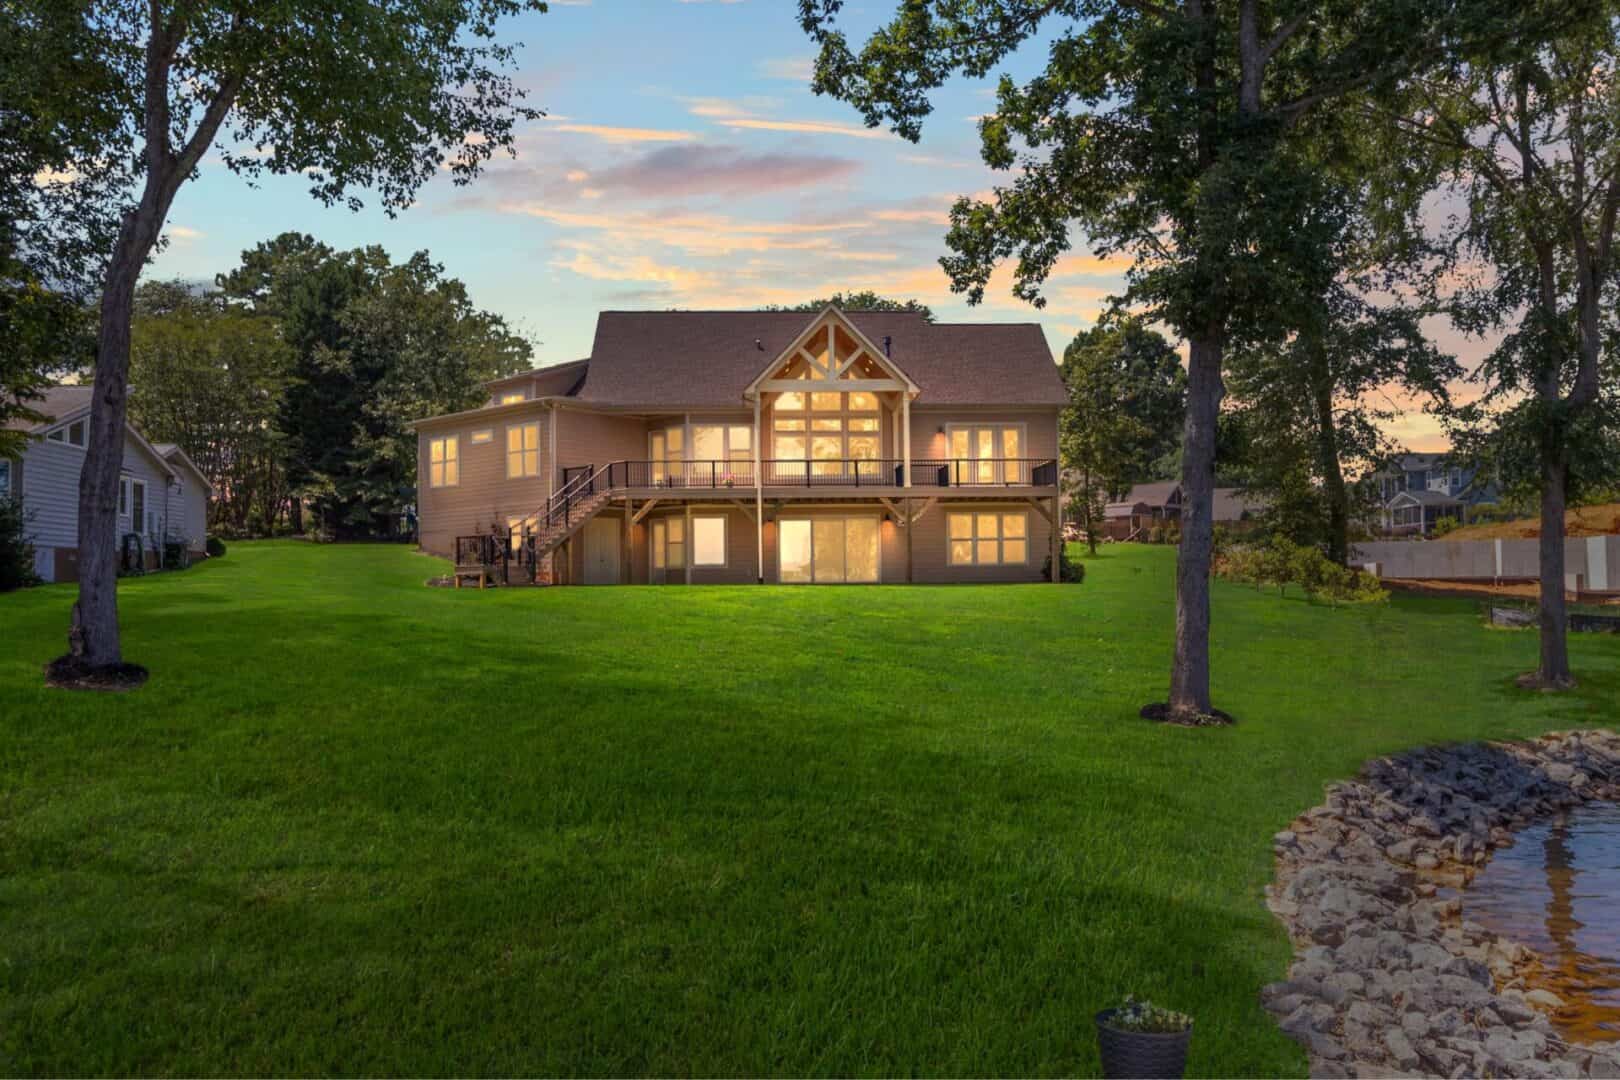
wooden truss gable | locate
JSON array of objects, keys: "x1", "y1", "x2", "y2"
[{"x1": 745, "y1": 307, "x2": 919, "y2": 398}]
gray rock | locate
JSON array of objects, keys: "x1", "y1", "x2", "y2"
[
  {"x1": 1384, "y1": 1027, "x2": 1420, "y2": 1070},
  {"x1": 1526, "y1": 988, "x2": 1566, "y2": 1009}
]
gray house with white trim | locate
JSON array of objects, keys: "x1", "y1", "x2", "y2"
[{"x1": 1, "y1": 386, "x2": 212, "y2": 582}]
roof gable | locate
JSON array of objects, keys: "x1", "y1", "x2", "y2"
[{"x1": 744, "y1": 307, "x2": 917, "y2": 396}]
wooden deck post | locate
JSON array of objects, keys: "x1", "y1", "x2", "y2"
[
  {"x1": 901, "y1": 395, "x2": 911, "y2": 488},
  {"x1": 684, "y1": 501, "x2": 692, "y2": 586},
  {"x1": 623, "y1": 498, "x2": 633, "y2": 585},
  {"x1": 905, "y1": 498, "x2": 914, "y2": 583},
  {"x1": 1051, "y1": 493, "x2": 1062, "y2": 584},
  {"x1": 754, "y1": 394, "x2": 764, "y2": 584}
]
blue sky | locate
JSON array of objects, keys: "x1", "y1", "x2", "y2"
[{"x1": 149, "y1": 0, "x2": 1456, "y2": 449}]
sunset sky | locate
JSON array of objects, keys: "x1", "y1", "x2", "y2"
[{"x1": 147, "y1": 0, "x2": 1467, "y2": 450}]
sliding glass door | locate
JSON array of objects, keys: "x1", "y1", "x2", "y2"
[{"x1": 778, "y1": 517, "x2": 879, "y2": 583}]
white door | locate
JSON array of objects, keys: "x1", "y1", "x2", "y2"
[{"x1": 583, "y1": 517, "x2": 620, "y2": 584}]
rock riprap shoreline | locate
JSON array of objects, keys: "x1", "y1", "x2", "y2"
[{"x1": 1263, "y1": 730, "x2": 1620, "y2": 1078}]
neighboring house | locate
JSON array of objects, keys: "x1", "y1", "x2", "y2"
[
  {"x1": 410, "y1": 306, "x2": 1067, "y2": 584},
  {"x1": 1, "y1": 386, "x2": 212, "y2": 582},
  {"x1": 1102, "y1": 481, "x2": 1183, "y2": 540},
  {"x1": 1374, "y1": 452, "x2": 1498, "y2": 536},
  {"x1": 1099, "y1": 481, "x2": 1262, "y2": 540}
]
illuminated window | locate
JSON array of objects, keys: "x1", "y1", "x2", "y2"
[
  {"x1": 470, "y1": 429, "x2": 493, "y2": 445},
  {"x1": 499, "y1": 392, "x2": 527, "y2": 405},
  {"x1": 429, "y1": 436, "x2": 459, "y2": 487},
  {"x1": 692, "y1": 515, "x2": 726, "y2": 567},
  {"x1": 948, "y1": 512, "x2": 1027, "y2": 566},
  {"x1": 506, "y1": 423, "x2": 540, "y2": 478}
]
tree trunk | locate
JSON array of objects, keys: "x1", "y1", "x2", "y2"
[
  {"x1": 1535, "y1": 449, "x2": 1573, "y2": 686},
  {"x1": 73, "y1": 203, "x2": 166, "y2": 666},
  {"x1": 1168, "y1": 333, "x2": 1223, "y2": 719},
  {"x1": 1309, "y1": 346, "x2": 1349, "y2": 565}
]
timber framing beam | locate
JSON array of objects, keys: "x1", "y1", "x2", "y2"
[{"x1": 631, "y1": 498, "x2": 662, "y2": 526}]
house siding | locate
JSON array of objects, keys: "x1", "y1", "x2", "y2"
[
  {"x1": 416, "y1": 403, "x2": 552, "y2": 558},
  {"x1": 17, "y1": 429, "x2": 175, "y2": 582}
]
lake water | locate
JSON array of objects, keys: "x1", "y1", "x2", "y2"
[{"x1": 1459, "y1": 801, "x2": 1620, "y2": 1044}]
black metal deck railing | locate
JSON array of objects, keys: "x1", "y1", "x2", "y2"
[{"x1": 571, "y1": 458, "x2": 1059, "y2": 490}]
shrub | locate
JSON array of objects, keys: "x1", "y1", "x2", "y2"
[
  {"x1": 205, "y1": 536, "x2": 227, "y2": 558},
  {"x1": 1146, "y1": 524, "x2": 1165, "y2": 545},
  {"x1": 1041, "y1": 550, "x2": 1086, "y2": 584},
  {"x1": 1215, "y1": 536, "x2": 1388, "y2": 605},
  {"x1": 1432, "y1": 515, "x2": 1460, "y2": 537},
  {"x1": 0, "y1": 496, "x2": 40, "y2": 591}
]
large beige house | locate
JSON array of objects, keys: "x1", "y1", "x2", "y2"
[{"x1": 410, "y1": 307, "x2": 1067, "y2": 585}]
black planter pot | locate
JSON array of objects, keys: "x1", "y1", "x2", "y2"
[{"x1": 1095, "y1": 1010, "x2": 1192, "y2": 1079}]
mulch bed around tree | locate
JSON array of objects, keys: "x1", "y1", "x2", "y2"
[
  {"x1": 45, "y1": 655, "x2": 150, "y2": 692},
  {"x1": 1140, "y1": 702, "x2": 1236, "y2": 727}
]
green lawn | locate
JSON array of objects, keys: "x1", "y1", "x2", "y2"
[{"x1": 2, "y1": 541, "x2": 1616, "y2": 1076}]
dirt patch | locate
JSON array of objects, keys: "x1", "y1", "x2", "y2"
[
  {"x1": 44, "y1": 655, "x2": 150, "y2": 692},
  {"x1": 1139, "y1": 702, "x2": 1235, "y2": 727},
  {"x1": 1446, "y1": 503, "x2": 1620, "y2": 541},
  {"x1": 1386, "y1": 579, "x2": 1620, "y2": 605}
]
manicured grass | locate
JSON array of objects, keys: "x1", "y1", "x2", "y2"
[{"x1": 1, "y1": 541, "x2": 1616, "y2": 1076}]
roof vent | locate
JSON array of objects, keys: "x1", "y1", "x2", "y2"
[
  {"x1": 882, "y1": 335, "x2": 892, "y2": 357},
  {"x1": 754, "y1": 337, "x2": 763, "y2": 350}
]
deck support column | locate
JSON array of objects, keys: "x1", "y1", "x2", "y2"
[
  {"x1": 905, "y1": 498, "x2": 914, "y2": 583},
  {"x1": 1051, "y1": 493, "x2": 1062, "y2": 584},
  {"x1": 623, "y1": 497, "x2": 633, "y2": 585},
  {"x1": 684, "y1": 501, "x2": 692, "y2": 586},
  {"x1": 754, "y1": 394, "x2": 764, "y2": 583},
  {"x1": 901, "y1": 395, "x2": 911, "y2": 488}
]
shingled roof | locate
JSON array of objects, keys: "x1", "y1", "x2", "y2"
[
  {"x1": 570, "y1": 310, "x2": 1067, "y2": 408},
  {"x1": 2, "y1": 385, "x2": 95, "y2": 432}
]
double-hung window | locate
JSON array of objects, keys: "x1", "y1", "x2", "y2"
[
  {"x1": 0, "y1": 459, "x2": 11, "y2": 499},
  {"x1": 947, "y1": 512, "x2": 1028, "y2": 566},
  {"x1": 429, "y1": 436, "x2": 459, "y2": 487},
  {"x1": 131, "y1": 480, "x2": 147, "y2": 535},
  {"x1": 506, "y1": 423, "x2": 540, "y2": 478}
]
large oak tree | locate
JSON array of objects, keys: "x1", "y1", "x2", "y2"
[
  {"x1": 800, "y1": 0, "x2": 1570, "y2": 720},
  {"x1": 24, "y1": 0, "x2": 543, "y2": 673}
]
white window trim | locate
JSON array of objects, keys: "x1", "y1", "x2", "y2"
[
  {"x1": 429, "y1": 435, "x2": 459, "y2": 488},
  {"x1": 470, "y1": 429, "x2": 494, "y2": 445},
  {"x1": 505, "y1": 422, "x2": 540, "y2": 479},
  {"x1": 119, "y1": 476, "x2": 131, "y2": 517},
  {"x1": 947, "y1": 510, "x2": 1030, "y2": 566},
  {"x1": 944, "y1": 423, "x2": 1030, "y2": 485},
  {"x1": 691, "y1": 514, "x2": 728, "y2": 568}
]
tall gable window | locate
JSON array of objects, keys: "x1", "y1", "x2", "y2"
[
  {"x1": 429, "y1": 436, "x2": 459, "y2": 487},
  {"x1": 507, "y1": 423, "x2": 540, "y2": 478},
  {"x1": 772, "y1": 392, "x2": 881, "y2": 479}
]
